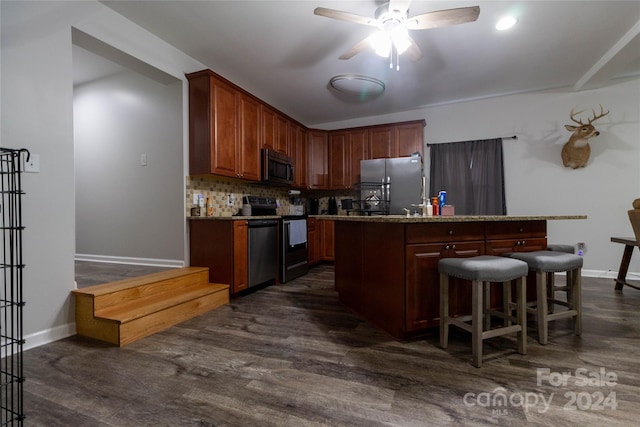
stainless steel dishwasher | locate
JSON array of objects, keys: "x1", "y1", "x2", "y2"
[{"x1": 247, "y1": 219, "x2": 278, "y2": 288}]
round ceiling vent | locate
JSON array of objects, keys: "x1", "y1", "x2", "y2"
[{"x1": 329, "y1": 74, "x2": 385, "y2": 100}]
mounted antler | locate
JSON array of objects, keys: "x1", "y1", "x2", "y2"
[{"x1": 561, "y1": 105, "x2": 609, "y2": 169}]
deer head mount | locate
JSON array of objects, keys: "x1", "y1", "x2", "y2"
[{"x1": 561, "y1": 105, "x2": 609, "y2": 169}]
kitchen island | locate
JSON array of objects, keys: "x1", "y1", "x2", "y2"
[{"x1": 332, "y1": 214, "x2": 585, "y2": 339}]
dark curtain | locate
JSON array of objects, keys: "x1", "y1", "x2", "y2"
[{"x1": 429, "y1": 138, "x2": 506, "y2": 215}]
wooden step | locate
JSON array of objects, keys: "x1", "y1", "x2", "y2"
[{"x1": 72, "y1": 267, "x2": 229, "y2": 346}]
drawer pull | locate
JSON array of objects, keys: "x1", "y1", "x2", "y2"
[{"x1": 448, "y1": 230, "x2": 454, "y2": 235}]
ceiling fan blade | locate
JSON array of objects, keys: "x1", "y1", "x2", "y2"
[
  {"x1": 405, "y1": 6, "x2": 480, "y2": 30},
  {"x1": 388, "y1": 0, "x2": 412, "y2": 16},
  {"x1": 314, "y1": 7, "x2": 378, "y2": 27},
  {"x1": 404, "y1": 35, "x2": 423, "y2": 62},
  {"x1": 338, "y1": 37, "x2": 371, "y2": 60}
]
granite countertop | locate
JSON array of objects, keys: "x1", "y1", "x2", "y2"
[
  {"x1": 188, "y1": 214, "x2": 587, "y2": 222},
  {"x1": 309, "y1": 214, "x2": 587, "y2": 222},
  {"x1": 187, "y1": 215, "x2": 281, "y2": 220}
]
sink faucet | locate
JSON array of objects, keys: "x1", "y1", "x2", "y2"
[{"x1": 411, "y1": 175, "x2": 430, "y2": 217}]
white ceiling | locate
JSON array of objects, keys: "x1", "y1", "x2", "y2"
[{"x1": 98, "y1": 1, "x2": 640, "y2": 127}]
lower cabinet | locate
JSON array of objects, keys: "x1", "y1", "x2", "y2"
[
  {"x1": 307, "y1": 218, "x2": 320, "y2": 266},
  {"x1": 189, "y1": 219, "x2": 248, "y2": 294},
  {"x1": 320, "y1": 219, "x2": 335, "y2": 261},
  {"x1": 405, "y1": 241, "x2": 484, "y2": 332}
]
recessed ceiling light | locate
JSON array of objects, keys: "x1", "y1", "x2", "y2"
[
  {"x1": 329, "y1": 74, "x2": 385, "y2": 99},
  {"x1": 496, "y1": 16, "x2": 517, "y2": 31}
]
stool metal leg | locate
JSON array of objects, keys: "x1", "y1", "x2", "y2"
[
  {"x1": 516, "y1": 276, "x2": 527, "y2": 355},
  {"x1": 536, "y1": 271, "x2": 549, "y2": 345},
  {"x1": 440, "y1": 273, "x2": 450, "y2": 349},
  {"x1": 472, "y1": 280, "x2": 483, "y2": 368}
]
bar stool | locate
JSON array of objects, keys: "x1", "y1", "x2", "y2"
[
  {"x1": 507, "y1": 251, "x2": 582, "y2": 345},
  {"x1": 546, "y1": 244, "x2": 576, "y2": 312},
  {"x1": 439, "y1": 255, "x2": 529, "y2": 368}
]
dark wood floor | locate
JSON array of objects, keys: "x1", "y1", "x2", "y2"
[
  {"x1": 75, "y1": 260, "x2": 173, "y2": 288},
  {"x1": 22, "y1": 264, "x2": 640, "y2": 426}
]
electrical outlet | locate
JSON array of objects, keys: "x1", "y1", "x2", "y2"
[
  {"x1": 193, "y1": 194, "x2": 200, "y2": 205},
  {"x1": 227, "y1": 194, "x2": 235, "y2": 207},
  {"x1": 577, "y1": 242, "x2": 586, "y2": 256}
]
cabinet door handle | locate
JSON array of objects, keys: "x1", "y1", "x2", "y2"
[{"x1": 451, "y1": 244, "x2": 456, "y2": 250}]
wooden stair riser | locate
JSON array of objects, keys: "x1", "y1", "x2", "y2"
[
  {"x1": 73, "y1": 267, "x2": 230, "y2": 346},
  {"x1": 92, "y1": 270, "x2": 210, "y2": 312},
  {"x1": 118, "y1": 290, "x2": 229, "y2": 346}
]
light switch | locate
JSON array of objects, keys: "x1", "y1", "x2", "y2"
[
  {"x1": 140, "y1": 154, "x2": 148, "y2": 166},
  {"x1": 24, "y1": 153, "x2": 40, "y2": 173}
]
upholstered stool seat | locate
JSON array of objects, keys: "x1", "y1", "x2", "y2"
[
  {"x1": 547, "y1": 244, "x2": 575, "y2": 253},
  {"x1": 507, "y1": 251, "x2": 582, "y2": 345},
  {"x1": 439, "y1": 255, "x2": 529, "y2": 368}
]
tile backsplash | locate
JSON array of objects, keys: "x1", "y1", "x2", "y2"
[{"x1": 186, "y1": 175, "x2": 356, "y2": 217}]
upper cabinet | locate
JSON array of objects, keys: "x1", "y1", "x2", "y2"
[
  {"x1": 368, "y1": 121, "x2": 425, "y2": 159},
  {"x1": 187, "y1": 70, "x2": 260, "y2": 180},
  {"x1": 307, "y1": 130, "x2": 329, "y2": 190},
  {"x1": 237, "y1": 93, "x2": 261, "y2": 181},
  {"x1": 290, "y1": 124, "x2": 308, "y2": 189},
  {"x1": 188, "y1": 69, "x2": 424, "y2": 188}
]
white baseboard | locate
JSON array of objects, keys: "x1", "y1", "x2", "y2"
[
  {"x1": 15, "y1": 323, "x2": 76, "y2": 355},
  {"x1": 75, "y1": 253, "x2": 185, "y2": 268}
]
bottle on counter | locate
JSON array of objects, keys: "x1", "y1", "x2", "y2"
[
  {"x1": 432, "y1": 196, "x2": 439, "y2": 216},
  {"x1": 426, "y1": 199, "x2": 433, "y2": 216},
  {"x1": 206, "y1": 197, "x2": 213, "y2": 217}
]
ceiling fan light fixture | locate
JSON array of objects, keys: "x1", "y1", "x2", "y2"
[
  {"x1": 369, "y1": 31, "x2": 391, "y2": 57},
  {"x1": 496, "y1": 16, "x2": 517, "y2": 31},
  {"x1": 390, "y1": 28, "x2": 411, "y2": 54},
  {"x1": 329, "y1": 74, "x2": 385, "y2": 99}
]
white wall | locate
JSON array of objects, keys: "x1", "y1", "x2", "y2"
[
  {"x1": 1, "y1": 0, "x2": 205, "y2": 348},
  {"x1": 74, "y1": 68, "x2": 184, "y2": 264},
  {"x1": 317, "y1": 78, "x2": 640, "y2": 277}
]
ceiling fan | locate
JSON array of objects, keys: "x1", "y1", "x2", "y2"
[{"x1": 314, "y1": 0, "x2": 480, "y2": 65}]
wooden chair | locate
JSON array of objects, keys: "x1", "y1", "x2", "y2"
[{"x1": 629, "y1": 198, "x2": 640, "y2": 246}]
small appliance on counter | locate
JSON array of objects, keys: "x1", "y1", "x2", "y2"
[
  {"x1": 307, "y1": 198, "x2": 319, "y2": 215},
  {"x1": 241, "y1": 196, "x2": 277, "y2": 216},
  {"x1": 327, "y1": 196, "x2": 338, "y2": 215}
]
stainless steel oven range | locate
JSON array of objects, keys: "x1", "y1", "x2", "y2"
[{"x1": 281, "y1": 216, "x2": 309, "y2": 283}]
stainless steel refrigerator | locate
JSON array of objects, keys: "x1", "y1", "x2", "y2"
[{"x1": 360, "y1": 155, "x2": 423, "y2": 215}]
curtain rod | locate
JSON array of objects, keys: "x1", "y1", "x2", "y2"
[{"x1": 426, "y1": 135, "x2": 517, "y2": 147}]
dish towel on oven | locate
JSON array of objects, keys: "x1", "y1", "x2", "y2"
[{"x1": 288, "y1": 220, "x2": 307, "y2": 246}]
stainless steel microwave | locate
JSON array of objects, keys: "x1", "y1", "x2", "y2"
[{"x1": 261, "y1": 149, "x2": 293, "y2": 185}]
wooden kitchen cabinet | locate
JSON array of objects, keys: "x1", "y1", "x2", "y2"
[
  {"x1": 307, "y1": 130, "x2": 329, "y2": 189},
  {"x1": 328, "y1": 129, "x2": 369, "y2": 190},
  {"x1": 320, "y1": 219, "x2": 335, "y2": 261},
  {"x1": 368, "y1": 120, "x2": 425, "y2": 159},
  {"x1": 349, "y1": 128, "x2": 369, "y2": 185},
  {"x1": 187, "y1": 70, "x2": 260, "y2": 180},
  {"x1": 236, "y1": 93, "x2": 261, "y2": 180},
  {"x1": 290, "y1": 124, "x2": 307, "y2": 189},
  {"x1": 329, "y1": 131, "x2": 350, "y2": 190},
  {"x1": 307, "y1": 218, "x2": 320, "y2": 266},
  {"x1": 405, "y1": 222, "x2": 485, "y2": 332},
  {"x1": 189, "y1": 219, "x2": 248, "y2": 294},
  {"x1": 405, "y1": 241, "x2": 484, "y2": 332},
  {"x1": 261, "y1": 105, "x2": 276, "y2": 151},
  {"x1": 276, "y1": 114, "x2": 290, "y2": 156},
  {"x1": 232, "y1": 220, "x2": 249, "y2": 292}
]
